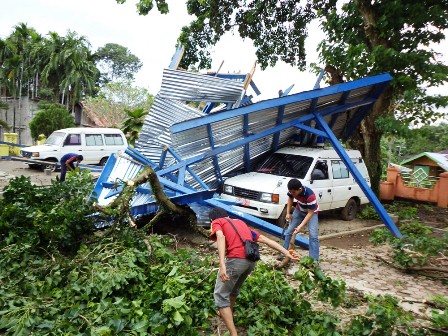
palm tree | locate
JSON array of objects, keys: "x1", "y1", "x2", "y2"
[
  {"x1": 0, "y1": 38, "x2": 15, "y2": 97},
  {"x1": 120, "y1": 108, "x2": 148, "y2": 146},
  {"x1": 42, "y1": 31, "x2": 97, "y2": 110},
  {"x1": 58, "y1": 31, "x2": 97, "y2": 111}
]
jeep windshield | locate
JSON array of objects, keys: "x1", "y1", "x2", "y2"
[
  {"x1": 255, "y1": 153, "x2": 313, "y2": 178},
  {"x1": 45, "y1": 132, "x2": 65, "y2": 146}
]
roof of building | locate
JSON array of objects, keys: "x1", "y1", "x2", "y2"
[{"x1": 401, "y1": 152, "x2": 448, "y2": 171}]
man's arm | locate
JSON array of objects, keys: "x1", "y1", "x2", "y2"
[
  {"x1": 294, "y1": 209, "x2": 314, "y2": 234},
  {"x1": 215, "y1": 230, "x2": 230, "y2": 281},
  {"x1": 257, "y1": 235, "x2": 299, "y2": 260},
  {"x1": 66, "y1": 156, "x2": 77, "y2": 171}
]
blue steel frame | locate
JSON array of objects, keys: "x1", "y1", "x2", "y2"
[
  {"x1": 92, "y1": 72, "x2": 402, "y2": 248},
  {"x1": 168, "y1": 72, "x2": 402, "y2": 245}
]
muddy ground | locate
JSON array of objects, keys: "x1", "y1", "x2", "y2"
[{"x1": 1, "y1": 158, "x2": 447, "y2": 334}]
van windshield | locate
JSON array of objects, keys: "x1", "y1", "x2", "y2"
[
  {"x1": 255, "y1": 153, "x2": 313, "y2": 178},
  {"x1": 45, "y1": 132, "x2": 65, "y2": 146}
]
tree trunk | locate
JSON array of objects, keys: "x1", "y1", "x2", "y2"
[{"x1": 349, "y1": 87, "x2": 393, "y2": 195}]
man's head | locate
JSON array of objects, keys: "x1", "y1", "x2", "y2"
[
  {"x1": 76, "y1": 155, "x2": 84, "y2": 162},
  {"x1": 209, "y1": 207, "x2": 228, "y2": 221},
  {"x1": 287, "y1": 178, "x2": 303, "y2": 197}
]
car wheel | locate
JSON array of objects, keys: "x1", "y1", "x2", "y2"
[
  {"x1": 99, "y1": 157, "x2": 109, "y2": 166},
  {"x1": 341, "y1": 198, "x2": 358, "y2": 221},
  {"x1": 41, "y1": 160, "x2": 59, "y2": 172}
]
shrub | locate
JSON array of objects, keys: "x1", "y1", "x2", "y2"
[{"x1": 29, "y1": 103, "x2": 74, "y2": 140}]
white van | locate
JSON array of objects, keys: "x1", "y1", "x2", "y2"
[
  {"x1": 20, "y1": 128, "x2": 128, "y2": 170},
  {"x1": 220, "y1": 146, "x2": 370, "y2": 226}
]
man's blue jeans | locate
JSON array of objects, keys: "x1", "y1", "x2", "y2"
[{"x1": 283, "y1": 209, "x2": 319, "y2": 260}]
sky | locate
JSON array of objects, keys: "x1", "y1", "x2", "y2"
[
  {"x1": 0, "y1": 0, "x2": 446, "y2": 106},
  {"x1": 0, "y1": 0, "x2": 325, "y2": 101}
]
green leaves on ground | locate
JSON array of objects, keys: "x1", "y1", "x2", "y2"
[
  {"x1": 370, "y1": 221, "x2": 447, "y2": 269},
  {"x1": 1, "y1": 176, "x2": 446, "y2": 334}
]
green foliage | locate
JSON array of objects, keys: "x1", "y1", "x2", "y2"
[
  {"x1": 386, "y1": 203, "x2": 418, "y2": 220},
  {"x1": 358, "y1": 202, "x2": 418, "y2": 222},
  {"x1": 431, "y1": 309, "x2": 448, "y2": 330},
  {"x1": 0, "y1": 100, "x2": 8, "y2": 110},
  {"x1": 235, "y1": 260, "x2": 344, "y2": 335},
  {"x1": 121, "y1": 108, "x2": 148, "y2": 146},
  {"x1": 37, "y1": 88, "x2": 55, "y2": 101},
  {"x1": 0, "y1": 170, "x2": 95, "y2": 253},
  {"x1": 0, "y1": 234, "x2": 216, "y2": 335},
  {"x1": 344, "y1": 295, "x2": 417, "y2": 335},
  {"x1": 0, "y1": 119, "x2": 9, "y2": 131},
  {"x1": 94, "y1": 43, "x2": 142, "y2": 83},
  {"x1": 0, "y1": 174, "x2": 444, "y2": 334},
  {"x1": 357, "y1": 205, "x2": 381, "y2": 220},
  {"x1": 178, "y1": 1, "x2": 312, "y2": 70},
  {"x1": 370, "y1": 220, "x2": 447, "y2": 268},
  {"x1": 430, "y1": 295, "x2": 448, "y2": 310},
  {"x1": 28, "y1": 102, "x2": 74, "y2": 140}
]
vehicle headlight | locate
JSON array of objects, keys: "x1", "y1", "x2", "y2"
[
  {"x1": 33, "y1": 152, "x2": 40, "y2": 157},
  {"x1": 260, "y1": 193, "x2": 279, "y2": 203},
  {"x1": 223, "y1": 185, "x2": 233, "y2": 194}
]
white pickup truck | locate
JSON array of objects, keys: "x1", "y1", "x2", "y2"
[{"x1": 220, "y1": 146, "x2": 370, "y2": 226}]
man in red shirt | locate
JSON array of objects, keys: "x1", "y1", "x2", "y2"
[{"x1": 209, "y1": 207, "x2": 298, "y2": 336}]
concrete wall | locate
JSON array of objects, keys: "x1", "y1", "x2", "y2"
[
  {"x1": 380, "y1": 166, "x2": 448, "y2": 208},
  {"x1": 0, "y1": 97, "x2": 39, "y2": 146}
]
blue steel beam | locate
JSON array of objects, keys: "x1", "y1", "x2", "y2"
[
  {"x1": 314, "y1": 112, "x2": 402, "y2": 238},
  {"x1": 280, "y1": 84, "x2": 295, "y2": 97},
  {"x1": 243, "y1": 114, "x2": 251, "y2": 172},
  {"x1": 313, "y1": 69, "x2": 325, "y2": 90},
  {"x1": 272, "y1": 105, "x2": 285, "y2": 150},
  {"x1": 171, "y1": 73, "x2": 392, "y2": 134},
  {"x1": 166, "y1": 147, "x2": 210, "y2": 190},
  {"x1": 161, "y1": 98, "x2": 377, "y2": 177},
  {"x1": 205, "y1": 198, "x2": 309, "y2": 248},
  {"x1": 168, "y1": 46, "x2": 184, "y2": 69},
  {"x1": 90, "y1": 154, "x2": 117, "y2": 200},
  {"x1": 130, "y1": 190, "x2": 216, "y2": 217}
]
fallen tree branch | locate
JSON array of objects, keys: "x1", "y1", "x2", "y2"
[
  {"x1": 94, "y1": 164, "x2": 199, "y2": 254},
  {"x1": 375, "y1": 255, "x2": 448, "y2": 274}
]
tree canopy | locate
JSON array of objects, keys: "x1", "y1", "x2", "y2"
[
  {"x1": 1, "y1": 24, "x2": 143, "y2": 118},
  {"x1": 117, "y1": 0, "x2": 448, "y2": 194},
  {"x1": 94, "y1": 43, "x2": 143, "y2": 84}
]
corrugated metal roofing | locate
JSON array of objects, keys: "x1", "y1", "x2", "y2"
[
  {"x1": 159, "y1": 68, "x2": 244, "y2": 102},
  {"x1": 94, "y1": 72, "x2": 393, "y2": 215}
]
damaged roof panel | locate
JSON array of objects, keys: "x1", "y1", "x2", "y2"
[{"x1": 159, "y1": 68, "x2": 245, "y2": 102}]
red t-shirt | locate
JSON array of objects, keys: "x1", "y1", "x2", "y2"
[{"x1": 210, "y1": 217, "x2": 261, "y2": 259}]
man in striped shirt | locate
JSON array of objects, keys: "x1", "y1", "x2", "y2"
[{"x1": 281, "y1": 178, "x2": 319, "y2": 261}]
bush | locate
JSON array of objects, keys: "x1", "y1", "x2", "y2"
[
  {"x1": 29, "y1": 103, "x2": 74, "y2": 140},
  {"x1": 37, "y1": 88, "x2": 54, "y2": 101},
  {"x1": 0, "y1": 170, "x2": 95, "y2": 253}
]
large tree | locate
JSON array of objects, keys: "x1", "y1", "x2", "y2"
[
  {"x1": 93, "y1": 43, "x2": 142, "y2": 84},
  {"x1": 116, "y1": 0, "x2": 448, "y2": 194}
]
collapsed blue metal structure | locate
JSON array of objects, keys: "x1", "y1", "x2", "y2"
[{"x1": 91, "y1": 56, "x2": 402, "y2": 248}]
